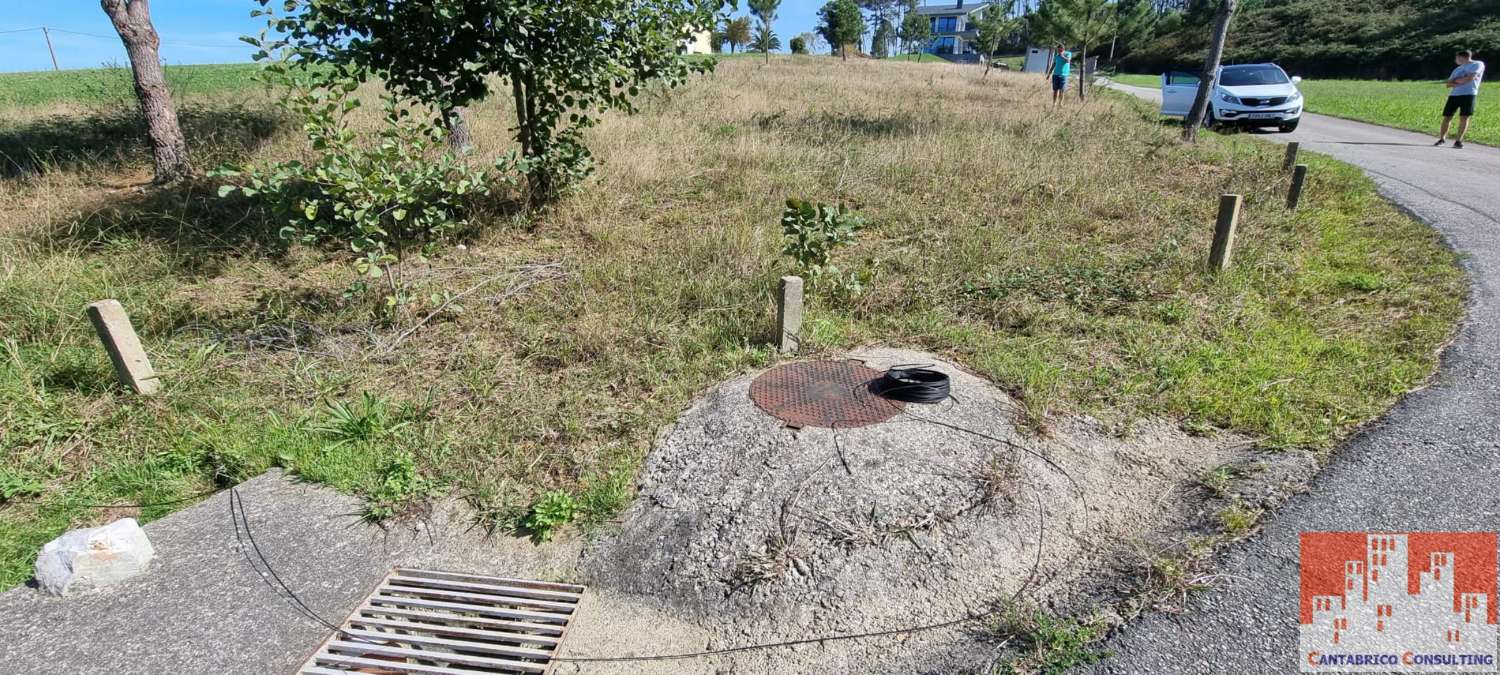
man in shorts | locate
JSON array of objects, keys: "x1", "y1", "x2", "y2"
[
  {"x1": 1045, "y1": 45, "x2": 1073, "y2": 107},
  {"x1": 1435, "y1": 49, "x2": 1484, "y2": 149}
]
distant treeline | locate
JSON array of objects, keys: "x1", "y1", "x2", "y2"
[{"x1": 1122, "y1": 0, "x2": 1500, "y2": 80}]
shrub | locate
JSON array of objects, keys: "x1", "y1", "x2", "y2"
[
  {"x1": 214, "y1": 39, "x2": 498, "y2": 309},
  {"x1": 524, "y1": 491, "x2": 580, "y2": 542},
  {"x1": 790, "y1": 36, "x2": 809, "y2": 54},
  {"x1": 779, "y1": 197, "x2": 866, "y2": 293}
]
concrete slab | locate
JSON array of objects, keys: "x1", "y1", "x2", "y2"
[{"x1": 0, "y1": 471, "x2": 582, "y2": 674}]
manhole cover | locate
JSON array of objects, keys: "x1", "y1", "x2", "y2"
[
  {"x1": 749, "y1": 360, "x2": 902, "y2": 428},
  {"x1": 298, "y1": 567, "x2": 584, "y2": 674}
]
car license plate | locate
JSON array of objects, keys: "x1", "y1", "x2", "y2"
[{"x1": 1249, "y1": 113, "x2": 1279, "y2": 119}]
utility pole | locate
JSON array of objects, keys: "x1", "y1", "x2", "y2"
[{"x1": 42, "y1": 27, "x2": 60, "y2": 71}]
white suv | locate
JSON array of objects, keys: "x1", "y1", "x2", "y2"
[{"x1": 1160, "y1": 63, "x2": 1304, "y2": 133}]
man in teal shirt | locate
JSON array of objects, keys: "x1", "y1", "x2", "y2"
[
  {"x1": 1045, "y1": 45, "x2": 1073, "y2": 107},
  {"x1": 1435, "y1": 49, "x2": 1485, "y2": 149}
]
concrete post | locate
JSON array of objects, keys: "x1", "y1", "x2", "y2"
[
  {"x1": 1287, "y1": 164, "x2": 1309, "y2": 210},
  {"x1": 85, "y1": 300, "x2": 160, "y2": 395},
  {"x1": 777, "y1": 276, "x2": 804, "y2": 354},
  {"x1": 1282, "y1": 142, "x2": 1300, "y2": 172},
  {"x1": 1209, "y1": 194, "x2": 1242, "y2": 273}
]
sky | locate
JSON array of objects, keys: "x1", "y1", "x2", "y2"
[{"x1": 0, "y1": 0, "x2": 836, "y2": 74}]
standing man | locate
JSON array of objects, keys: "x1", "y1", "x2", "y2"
[
  {"x1": 1045, "y1": 44, "x2": 1073, "y2": 107},
  {"x1": 1435, "y1": 49, "x2": 1485, "y2": 149}
]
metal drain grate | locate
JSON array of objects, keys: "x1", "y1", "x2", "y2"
[
  {"x1": 298, "y1": 567, "x2": 585, "y2": 674},
  {"x1": 749, "y1": 360, "x2": 903, "y2": 429}
]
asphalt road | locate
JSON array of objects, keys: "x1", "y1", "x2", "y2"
[{"x1": 1082, "y1": 86, "x2": 1500, "y2": 673}]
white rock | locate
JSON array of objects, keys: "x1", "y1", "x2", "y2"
[{"x1": 34, "y1": 518, "x2": 155, "y2": 596}]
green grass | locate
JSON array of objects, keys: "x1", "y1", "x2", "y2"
[
  {"x1": 0, "y1": 63, "x2": 264, "y2": 109},
  {"x1": 0, "y1": 59, "x2": 1466, "y2": 589},
  {"x1": 1108, "y1": 72, "x2": 1495, "y2": 146}
]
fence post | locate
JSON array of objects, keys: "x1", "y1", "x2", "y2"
[
  {"x1": 1282, "y1": 142, "x2": 1300, "y2": 172},
  {"x1": 85, "y1": 299, "x2": 160, "y2": 395},
  {"x1": 1287, "y1": 164, "x2": 1309, "y2": 210},
  {"x1": 777, "y1": 276, "x2": 804, "y2": 354},
  {"x1": 1209, "y1": 194, "x2": 1242, "y2": 273}
]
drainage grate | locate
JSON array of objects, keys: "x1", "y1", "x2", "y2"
[
  {"x1": 748, "y1": 360, "x2": 903, "y2": 429},
  {"x1": 298, "y1": 567, "x2": 585, "y2": 675}
]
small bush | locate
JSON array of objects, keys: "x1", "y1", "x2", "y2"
[
  {"x1": 779, "y1": 197, "x2": 866, "y2": 293},
  {"x1": 523, "y1": 491, "x2": 580, "y2": 542},
  {"x1": 364, "y1": 451, "x2": 433, "y2": 520},
  {"x1": 214, "y1": 40, "x2": 501, "y2": 309}
]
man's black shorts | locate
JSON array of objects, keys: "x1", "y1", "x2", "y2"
[{"x1": 1444, "y1": 94, "x2": 1476, "y2": 117}]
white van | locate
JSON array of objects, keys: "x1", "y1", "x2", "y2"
[{"x1": 1160, "y1": 63, "x2": 1304, "y2": 133}]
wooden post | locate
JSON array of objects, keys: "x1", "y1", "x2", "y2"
[
  {"x1": 1282, "y1": 142, "x2": 1299, "y2": 172},
  {"x1": 1287, "y1": 164, "x2": 1308, "y2": 210},
  {"x1": 1209, "y1": 194, "x2": 1242, "y2": 273},
  {"x1": 777, "y1": 276, "x2": 804, "y2": 354},
  {"x1": 85, "y1": 300, "x2": 160, "y2": 395}
]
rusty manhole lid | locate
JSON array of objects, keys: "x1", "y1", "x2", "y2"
[{"x1": 749, "y1": 360, "x2": 902, "y2": 428}]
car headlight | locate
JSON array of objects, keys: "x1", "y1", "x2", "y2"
[
  {"x1": 1218, "y1": 92, "x2": 1241, "y2": 105},
  {"x1": 1289, "y1": 91, "x2": 1302, "y2": 102}
]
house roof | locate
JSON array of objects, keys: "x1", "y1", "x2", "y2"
[{"x1": 912, "y1": 2, "x2": 993, "y2": 16}]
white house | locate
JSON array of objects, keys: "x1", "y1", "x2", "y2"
[
  {"x1": 914, "y1": 1, "x2": 994, "y2": 58},
  {"x1": 683, "y1": 30, "x2": 713, "y2": 55}
]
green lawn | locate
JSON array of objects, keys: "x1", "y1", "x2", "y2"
[
  {"x1": 0, "y1": 64, "x2": 264, "y2": 108},
  {"x1": 1107, "y1": 72, "x2": 1495, "y2": 146}
]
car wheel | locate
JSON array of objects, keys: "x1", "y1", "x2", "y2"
[{"x1": 1279, "y1": 121, "x2": 1299, "y2": 133}]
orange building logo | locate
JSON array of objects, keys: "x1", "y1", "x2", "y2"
[{"x1": 1300, "y1": 532, "x2": 1497, "y2": 672}]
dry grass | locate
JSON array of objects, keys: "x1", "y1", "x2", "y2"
[{"x1": 0, "y1": 56, "x2": 1464, "y2": 587}]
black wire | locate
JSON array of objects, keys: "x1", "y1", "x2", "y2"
[
  {"x1": 229, "y1": 487, "x2": 386, "y2": 646},
  {"x1": 873, "y1": 367, "x2": 952, "y2": 404},
  {"x1": 553, "y1": 468, "x2": 1048, "y2": 664}
]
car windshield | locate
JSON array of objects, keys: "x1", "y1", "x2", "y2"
[{"x1": 1220, "y1": 66, "x2": 1290, "y2": 87}]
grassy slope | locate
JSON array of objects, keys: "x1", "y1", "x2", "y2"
[
  {"x1": 0, "y1": 59, "x2": 1464, "y2": 587},
  {"x1": 0, "y1": 64, "x2": 264, "y2": 108},
  {"x1": 1108, "y1": 72, "x2": 1496, "y2": 145}
]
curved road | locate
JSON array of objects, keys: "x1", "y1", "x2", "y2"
[{"x1": 1086, "y1": 85, "x2": 1500, "y2": 674}]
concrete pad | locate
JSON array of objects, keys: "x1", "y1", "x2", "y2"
[{"x1": 0, "y1": 471, "x2": 581, "y2": 674}]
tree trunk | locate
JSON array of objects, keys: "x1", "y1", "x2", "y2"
[
  {"x1": 1078, "y1": 44, "x2": 1089, "y2": 101},
  {"x1": 1184, "y1": 0, "x2": 1236, "y2": 142},
  {"x1": 100, "y1": 0, "x2": 191, "y2": 183},
  {"x1": 443, "y1": 106, "x2": 473, "y2": 153}
]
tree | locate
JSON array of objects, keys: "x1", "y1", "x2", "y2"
[
  {"x1": 1030, "y1": 0, "x2": 1116, "y2": 100},
  {"x1": 1183, "y1": 0, "x2": 1235, "y2": 141},
  {"x1": 100, "y1": 0, "x2": 191, "y2": 183},
  {"x1": 970, "y1": 1, "x2": 1020, "y2": 78},
  {"x1": 266, "y1": 0, "x2": 720, "y2": 207},
  {"x1": 753, "y1": 23, "x2": 782, "y2": 56},
  {"x1": 725, "y1": 16, "x2": 753, "y2": 53},
  {"x1": 749, "y1": 0, "x2": 781, "y2": 63},
  {"x1": 818, "y1": 0, "x2": 864, "y2": 60},
  {"x1": 871, "y1": 18, "x2": 894, "y2": 58},
  {"x1": 898, "y1": 9, "x2": 931, "y2": 60},
  {"x1": 1108, "y1": 0, "x2": 1156, "y2": 61},
  {"x1": 790, "y1": 35, "x2": 809, "y2": 54},
  {"x1": 859, "y1": 0, "x2": 902, "y2": 55}
]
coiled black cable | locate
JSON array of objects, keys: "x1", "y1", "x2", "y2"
[{"x1": 873, "y1": 366, "x2": 951, "y2": 403}]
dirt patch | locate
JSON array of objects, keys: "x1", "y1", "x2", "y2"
[{"x1": 570, "y1": 348, "x2": 1253, "y2": 672}]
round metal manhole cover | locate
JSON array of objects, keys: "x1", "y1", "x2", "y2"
[{"x1": 749, "y1": 360, "x2": 902, "y2": 429}]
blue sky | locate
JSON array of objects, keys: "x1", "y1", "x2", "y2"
[{"x1": 0, "y1": 1, "x2": 834, "y2": 74}]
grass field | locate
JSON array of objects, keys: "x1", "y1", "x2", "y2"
[
  {"x1": 0, "y1": 63, "x2": 265, "y2": 109},
  {"x1": 1108, "y1": 72, "x2": 1496, "y2": 146},
  {"x1": 0, "y1": 57, "x2": 1464, "y2": 587}
]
